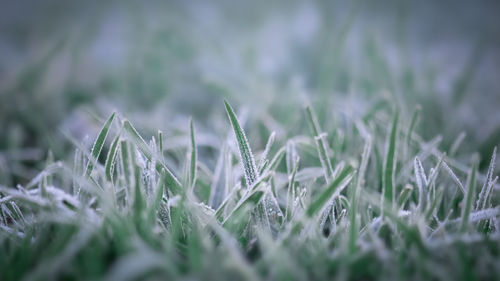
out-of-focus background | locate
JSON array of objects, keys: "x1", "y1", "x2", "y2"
[{"x1": 1, "y1": 0, "x2": 499, "y2": 184}]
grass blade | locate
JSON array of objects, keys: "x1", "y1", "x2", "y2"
[
  {"x1": 307, "y1": 165, "x2": 355, "y2": 217},
  {"x1": 105, "y1": 131, "x2": 121, "y2": 182},
  {"x1": 383, "y1": 111, "x2": 398, "y2": 210},
  {"x1": 222, "y1": 189, "x2": 264, "y2": 234},
  {"x1": 397, "y1": 184, "x2": 413, "y2": 209},
  {"x1": 476, "y1": 146, "x2": 496, "y2": 211},
  {"x1": 224, "y1": 100, "x2": 258, "y2": 187},
  {"x1": 349, "y1": 137, "x2": 371, "y2": 253},
  {"x1": 405, "y1": 105, "x2": 420, "y2": 159},
  {"x1": 443, "y1": 161, "x2": 465, "y2": 194},
  {"x1": 258, "y1": 131, "x2": 276, "y2": 171},
  {"x1": 286, "y1": 156, "x2": 300, "y2": 221},
  {"x1": 85, "y1": 112, "x2": 116, "y2": 177},
  {"x1": 157, "y1": 130, "x2": 164, "y2": 154},
  {"x1": 306, "y1": 106, "x2": 334, "y2": 181},
  {"x1": 120, "y1": 140, "x2": 132, "y2": 188},
  {"x1": 460, "y1": 156, "x2": 478, "y2": 233},
  {"x1": 188, "y1": 118, "x2": 197, "y2": 191}
]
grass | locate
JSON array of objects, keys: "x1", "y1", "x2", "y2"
[
  {"x1": 1, "y1": 97, "x2": 499, "y2": 280},
  {"x1": 1, "y1": 1, "x2": 500, "y2": 280}
]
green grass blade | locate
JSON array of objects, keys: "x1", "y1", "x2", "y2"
[
  {"x1": 105, "y1": 132, "x2": 121, "y2": 182},
  {"x1": 286, "y1": 156, "x2": 300, "y2": 221},
  {"x1": 383, "y1": 111, "x2": 399, "y2": 210},
  {"x1": 85, "y1": 112, "x2": 116, "y2": 178},
  {"x1": 425, "y1": 186, "x2": 443, "y2": 221},
  {"x1": 148, "y1": 174, "x2": 165, "y2": 224},
  {"x1": 157, "y1": 130, "x2": 164, "y2": 154},
  {"x1": 188, "y1": 118, "x2": 197, "y2": 191},
  {"x1": 460, "y1": 156, "x2": 478, "y2": 233},
  {"x1": 130, "y1": 147, "x2": 145, "y2": 221},
  {"x1": 307, "y1": 165, "x2": 355, "y2": 217},
  {"x1": 120, "y1": 140, "x2": 131, "y2": 187},
  {"x1": 476, "y1": 146, "x2": 496, "y2": 211},
  {"x1": 348, "y1": 137, "x2": 372, "y2": 253},
  {"x1": 397, "y1": 184, "x2": 413, "y2": 209},
  {"x1": 349, "y1": 137, "x2": 371, "y2": 253},
  {"x1": 222, "y1": 189, "x2": 264, "y2": 234},
  {"x1": 224, "y1": 100, "x2": 258, "y2": 187}
]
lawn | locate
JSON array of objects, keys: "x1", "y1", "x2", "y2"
[{"x1": 1, "y1": 1, "x2": 499, "y2": 280}]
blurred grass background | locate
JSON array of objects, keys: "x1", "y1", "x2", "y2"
[{"x1": 1, "y1": 0, "x2": 499, "y2": 185}]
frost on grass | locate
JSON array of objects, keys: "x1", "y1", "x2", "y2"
[{"x1": 1, "y1": 102, "x2": 500, "y2": 281}]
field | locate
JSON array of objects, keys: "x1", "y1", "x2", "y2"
[{"x1": 1, "y1": 1, "x2": 500, "y2": 280}]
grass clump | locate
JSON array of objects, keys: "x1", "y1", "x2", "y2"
[{"x1": 0, "y1": 98, "x2": 499, "y2": 281}]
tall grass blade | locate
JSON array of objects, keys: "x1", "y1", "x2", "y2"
[
  {"x1": 383, "y1": 111, "x2": 398, "y2": 210},
  {"x1": 306, "y1": 106, "x2": 334, "y2": 181},
  {"x1": 188, "y1": 118, "x2": 197, "y2": 192},
  {"x1": 224, "y1": 100, "x2": 258, "y2": 187},
  {"x1": 476, "y1": 146, "x2": 496, "y2": 211},
  {"x1": 414, "y1": 157, "x2": 427, "y2": 209},
  {"x1": 349, "y1": 137, "x2": 371, "y2": 253},
  {"x1": 105, "y1": 132, "x2": 121, "y2": 182},
  {"x1": 85, "y1": 112, "x2": 116, "y2": 177},
  {"x1": 460, "y1": 157, "x2": 478, "y2": 233}
]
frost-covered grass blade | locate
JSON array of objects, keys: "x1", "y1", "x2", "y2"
[{"x1": 224, "y1": 100, "x2": 258, "y2": 187}]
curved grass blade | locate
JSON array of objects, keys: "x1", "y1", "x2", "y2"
[
  {"x1": 223, "y1": 190, "x2": 264, "y2": 223},
  {"x1": 224, "y1": 100, "x2": 258, "y2": 187},
  {"x1": 397, "y1": 184, "x2": 414, "y2": 209},
  {"x1": 85, "y1": 112, "x2": 116, "y2": 178},
  {"x1": 105, "y1": 132, "x2": 121, "y2": 182},
  {"x1": 307, "y1": 165, "x2": 355, "y2": 217}
]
